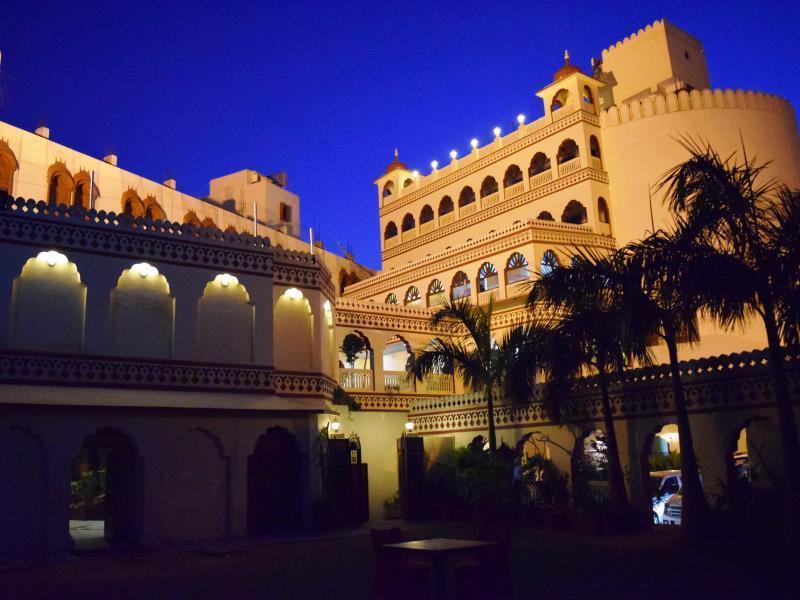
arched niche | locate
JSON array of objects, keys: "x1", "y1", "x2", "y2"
[
  {"x1": 73, "y1": 171, "x2": 99, "y2": 208},
  {"x1": 0, "y1": 426, "x2": 47, "y2": 558},
  {"x1": 0, "y1": 140, "x2": 20, "y2": 195},
  {"x1": 164, "y1": 429, "x2": 230, "y2": 542},
  {"x1": 273, "y1": 287, "x2": 314, "y2": 371},
  {"x1": 197, "y1": 274, "x2": 254, "y2": 363},
  {"x1": 248, "y1": 426, "x2": 302, "y2": 533},
  {"x1": 109, "y1": 263, "x2": 174, "y2": 358},
  {"x1": 10, "y1": 251, "x2": 86, "y2": 352},
  {"x1": 47, "y1": 162, "x2": 74, "y2": 206}
]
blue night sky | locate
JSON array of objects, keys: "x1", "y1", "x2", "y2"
[{"x1": 1, "y1": 1, "x2": 798, "y2": 269}]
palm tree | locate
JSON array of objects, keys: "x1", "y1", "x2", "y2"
[
  {"x1": 409, "y1": 299, "x2": 550, "y2": 452},
  {"x1": 624, "y1": 225, "x2": 709, "y2": 535},
  {"x1": 659, "y1": 140, "x2": 800, "y2": 537},
  {"x1": 528, "y1": 250, "x2": 647, "y2": 528}
]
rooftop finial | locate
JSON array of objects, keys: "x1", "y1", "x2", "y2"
[
  {"x1": 394, "y1": 148, "x2": 399, "y2": 159},
  {"x1": 564, "y1": 49, "x2": 570, "y2": 63}
]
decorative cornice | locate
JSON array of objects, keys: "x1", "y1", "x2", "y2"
[
  {"x1": 380, "y1": 108, "x2": 601, "y2": 217},
  {"x1": 349, "y1": 392, "x2": 415, "y2": 411},
  {"x1": 409, "y1": 347, "x2": 800, "y2": 435},
  {"x1": 335, "y1": 299, "x2": 440, "y2": 334},
  {"x1": 0, "y1": 349, "x2": 335, "y2": 399},
  {"x1": 0, "y1": 196, "x2": 333, "y2": 297},
  {"x1": 380, "y1": 168, "x2": 611, "y2": 262},
  {"x1": 346, "y1": 218, "x2": 615, "y2": 300}
]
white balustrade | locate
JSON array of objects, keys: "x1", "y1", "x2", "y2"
[
  {"x1": 558, "y1": 157, "x2": 581, "y2": 177},
  {"x1": 384, "y1": 370, "x2": 414, "y2": 391},
  {"x1": 339, "y1": 369, "x2": 373, "y2": 391},
  {"x1": 423, "y1": 373, "x2": 454, "y2": 393}
]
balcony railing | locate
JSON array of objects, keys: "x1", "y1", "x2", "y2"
[
  {"x1": 420, "y1": 221, "x2": 435, "y2": 235},
  {"x1": 439, "y1": 212, "x2": 455, "y2": 226},
  {"x1": 460, "y1": 203, "x2": 477, "y2": 217},
  {"x1": 401, "y1": 229, "x2": 418, "y2": 242},
  {"x1": 480, "y1": 192, "x2": 500, "y2": 209},
  {"x1": 384, "y1": 236, "x2": 399, "y2": 249},
  {"x1": 384, "y1": 371, "x2": 415, "y2": 392},
  {"x1": 423, "y1": 373, "x2": 454, "y2": 393},
  {"x1": 590, "y1": 156, "x2": 603, "y2": 170},
  {"x1": 504, "y1": 181, "x2": 524, "y2": 198},
  {"x1": 528, "y1": 169, "x2": 553, "y2": 189},
  {"x1": 558, "y1": 157, "x2": 581, "y2": 177},
  {"x1": 339, "y1": 369, "x2": 373, "y2": 391}
]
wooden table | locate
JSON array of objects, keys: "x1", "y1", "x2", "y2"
[{"x1": 382, "y1": 537, "x2": 496, "y2": 600}]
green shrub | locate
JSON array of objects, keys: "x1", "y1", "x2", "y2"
[
  {"x1": 70, "y1": 469, "x2": 106, "y2": 502},
  {"x1": 649, "y1": 451, "x2": 681, "y2": 471}
]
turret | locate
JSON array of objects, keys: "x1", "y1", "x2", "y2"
[{"x1": 374, "y1": 150, "x2": 414, "y2": 208}]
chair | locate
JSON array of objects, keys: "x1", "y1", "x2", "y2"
[{"x1": 370, "y1": 528, "x2": 431, "y2": 600}]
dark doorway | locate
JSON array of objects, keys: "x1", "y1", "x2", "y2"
[
  {"x1": 248, "y1": 427, "x2": 302, "y2": 534},
  {"x1": 70, "y1": 427, "x2": 143, "y2": 550}
]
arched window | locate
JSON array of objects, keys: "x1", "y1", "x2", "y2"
[
  {"x1": 47, "y1": 163, "x2": 74, "y2": 206},
  {"x1": 401, "y1": 213, "x2": 415, "y2": 232},
  {"x1": 438, "y1": 196, "x2": 454, "y2": 216},
  {"x1": 402, "y1": 178, "x2": 413, "y2": 188},
  {"x1": 382, "y1": 181, "x2": 394, "y2": 198},
  {"x1": 529, "y1": 152, "x2": 551, "y2": 177},
  {"x1": 384, "y1": 221, "x2": 398, "y2": 240},
  {"x1": 537, "y1": 211, "x2": 555, "y2": 221},
  {"x1": 503, "y1": 165, "x2": 523, "y2": 187},
  {"x1": 480, "y1": 176, "x2": 498, "y2": 198},
  {"x1": 557, "y1": 139, "x2": 579, "y2": 164},
  {"x1": 404, "y1": 286, "x2": 422, "y2": 306},
  {"x1": 598, "y1": 197, "x2": 610, "y2": 224},
  {"x1": 458, "y1": 186, "x2": 475, "y2": 207},
  {"x1": 419, "y1": 205, "x2": 434, "y2": 224},
  {"x1": 540, "y1": 250, "x2": 559, "y2": 276},
  {"x1": 183, "y1": 211, "x2": 202, "y2": 227},
  {"x1": 505, "y1": 252, "x2": 530, "y2": 284},
  {"x1": 590, "y1": 135, "x2": 601, "y2": 159},
  {"x1": 561, "y1": 200, "x2": 587, "y2": 224},
  {"x1": 477, "y1": 262, "x2": 499, "y2": 292},
  {"x1": 0, "y1": 141, "x2": 19, "y2": 195},
  {"x1": 71, "y1": 171, "x2": 98, "y2": 208},
  {"x1": 427, "y1": 279, "x2": 446, "y2": 307},
  {"x1": 583, "y1": 86, "x2": 594, "y2": 105},
  {"x1": 451, "y1": 271, "x2": 471, "y2": 300},
  {"x1": 122, "y1": 191, "x2": 145, "y2": 217},
  {"x1": 385, "y1": 292, "x2": 398, "y2": 305},
  {"x1": 145, "y1": 200, "x2": 167, "y2": 221},
  {"x1": 551, "y1": 89, "x2": 570, "y2": 111}
]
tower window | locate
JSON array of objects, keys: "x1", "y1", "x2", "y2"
[{"x1": 280, "y1": 203, "x2": 292, "y2": 223}]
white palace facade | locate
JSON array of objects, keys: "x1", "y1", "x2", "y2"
[{"x1": 2, "y1": 19, "x2": 800, "y2": 556}]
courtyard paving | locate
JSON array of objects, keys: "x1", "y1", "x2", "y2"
[{"x1": 0, "y1": 521, "x2": 793, "y2": 599}]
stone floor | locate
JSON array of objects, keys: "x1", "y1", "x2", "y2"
[{"x1": 68, "y1": 520, "x2": 108, "y2": 551}]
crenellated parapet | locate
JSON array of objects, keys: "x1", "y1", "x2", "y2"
[{"x1": 600, "y1": 88, "x2": 796, "y2": 129}]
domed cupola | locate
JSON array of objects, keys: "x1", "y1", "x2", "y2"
[
  {"x1": 384, "y1": 149, "x2": 409, "y2": 175},
  {"x1": 553, "y1": 50, "x2": 584, "y2": 82}
]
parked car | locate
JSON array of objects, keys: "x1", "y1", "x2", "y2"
[
  {"x1": 650, "y1": 470, "x2": 681, "y2": 524},
  {"x1": 662, "y1": 493, "x2": 682, "y2": 525}
]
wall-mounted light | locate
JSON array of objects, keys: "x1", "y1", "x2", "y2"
[
  {"x1": 449, "y1": 150, "x2": 458, "y2": 161},
  {"x1": 323, "y1": 300, "x2": 332, "y2": 312},
  {"x1": 430, "y1": 160, "x2": 438, "y2": 170},
  {"x1": 330, "y1": 420, "x2": 341, "y2": 435},
  {"x1": 284, "y1": 287, "x2": 304, "y2": 300},
  {"x1": 37, "y1": 250, "x2": 68, "y2": 268},
  {"x1": 412, "y1": 170, "x2": 419, "y2": 178},
  {"x1": 517, "y1": 113, "x2": 526, "y2": 125},
  {"x1": 405, "y1": 421, "x2": 415, "y2": 433},
  {"x1": 470, "y1": 138, "x2": 479, "y2": 150},
  {"x1": 131, "y1": 262, "x2": 159, "y2": 278},
  {"x1": 216, "y1": 273, "x2": 238, "y2": 288},
  {"x1": 493, "y1": 126, "x2": 502, "y2": 138}
]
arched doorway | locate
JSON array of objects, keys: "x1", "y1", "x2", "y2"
[
  {"x1": 725, "y1": 417, "x2": 781, "y2": 522},
  {"x1": 248, "y1": 427, "x2": 302, "y2": 534},
  {"x1": 70, "y1": 427, "x2": 143, "y2": 549},
  {"x1": 0, "y1": 427, "x2": 47, "y2": 558},
  {"x1": 640, "y1": 423, "x2": 687, "y2": 525}
]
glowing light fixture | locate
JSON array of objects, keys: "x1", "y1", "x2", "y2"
[
  {"x1": 493, "y1": 126, "x2": 502, "y2": 138},
  {"x1": 330, "y1": 420, "x2": 341, "y2": 433},
  {"x1": 449, "y1": 150, "x2": 458, "y2": 161},
  {"x1": 517, "y1": 113, "x2": 526, "y2": 125},
  {"x1": 405, "y1": 421, "x2": 415, "y2": 433},
  {"x1": 37, "y1": 250, "x2": 67, "y2": 267},
  {"x1": 323, "y1": 300, "x2": 332, "y2": 312},
  {"x1": 131, "y1": 262, "x2": 159, "y2": 278},
  {"x1": 430, "y1": 160, "x2": 438, "y2": 170},
  {"x1": 217, "y1": 273, "x2": 238, "y2": 288},
  {"x1": 284, "y1": 287, "x2": 304, "y2": 300},
  {"x1": 412, "y1": 170, "x2": 420, "y2": 178},
  {"x1": 470, "y1": 138, "x2": 479, "y2": 149}
]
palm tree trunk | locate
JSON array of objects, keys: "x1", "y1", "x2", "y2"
[
  {"x1": 597, "y1": 368, "x2": 631, "y2": 525},
  {"x1": 485, "y1": 387, "x2": 498, "y2": 452},
  {"x1": 663, "y1": 325, "x2": 707, "y2": 536},
  {"x1": 760, "y1": 299, "x2": 800, "y2": 542}
]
